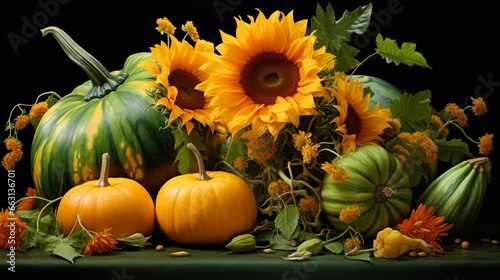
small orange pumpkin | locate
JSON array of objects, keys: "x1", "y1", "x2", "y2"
[
  {"x1": 56, "y1": 153, "x2": 155, "y2": 238},
  {"x1": 155, "y1": 143, "x2": 258, "y2": 245}
]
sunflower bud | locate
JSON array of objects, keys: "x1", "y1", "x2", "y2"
[
  {"x1": 296, "y1": 238, "x2": 323, "y2": 255},
  {"x1": 225, "y1": 234, "x2": 256, "y2": 253}
]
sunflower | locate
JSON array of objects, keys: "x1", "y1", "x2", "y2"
[
  {"x1": 140, "y1": 35, "x2": 217, "y2": 134},
  {"x1": 197, "y1": 9, "x2": 335, "y2": 140},
  {"x1": 331, "y1": 74, "x2": 392, "y2": 154}
]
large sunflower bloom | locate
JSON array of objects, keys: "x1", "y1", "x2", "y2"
[
  {"x1": 197, "y1": 9, "x2": 335, "y2": 140},
  {"x1": 141, "y1": 36, "x2": 217, "y2": 134},
  {"x1": 331, "y1": 74, "x2": 391, "y2": 154}
]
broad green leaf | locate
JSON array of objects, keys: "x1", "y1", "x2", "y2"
[
  {"x1": 52, "y1": 242, "x2": 82, "y2": 264},
  {"x1": 345, "y1": 252, "x2": 373, "y2": 264},
  {"x1": 274, "y1": 205, "x2": 299, "y2": 240},
  {"x1": 334, "y1": 41, "x2": 361, "y2": 73},
  {"x1": 375, "y1": 34, "x2": 431, "y2": 68},
  {"x1": 324, "y1": 242, "x2": 344, "y2": 254},
  {"x1": 390, "y1": 90, "x2": 432, "y2": 124},
  {"x1": 173, "y1": 129, "x2": 206, "y2": 174},
  {"x1": 116, "y1": 233, "x2": 151, "y2": 248},
  {"x1": 434, "y1": 138, "x2": 474, "y2": 165}
]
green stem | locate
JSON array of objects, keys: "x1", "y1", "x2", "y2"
[
  {"x1": 35, "y1": 196, "x2": 62, "y2": 232},
  {"x1": 349, "y1": 52, "x2": 378, "y2": 76},
  {"x1": 41, "y1": 26, "x2": 128, "y2": 101},
  {"x1": 187, "y1": 143, "x2": 212, "y2": 181}
]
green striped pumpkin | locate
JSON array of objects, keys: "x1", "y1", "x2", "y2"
[
  {"x1": 321, "y1": 145, "x2": 412, "y2": 238},
  {"x1": 31, "y1": 27, "x2": 178, "y2": 200}
]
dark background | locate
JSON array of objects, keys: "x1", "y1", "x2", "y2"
[{"x1": 2, "y1": 1, "x2": 499, "y2": 226}]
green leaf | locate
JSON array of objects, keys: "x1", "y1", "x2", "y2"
[
  {"x1": 173, "y1": 129, "x2": 206, "y2": 174},
  {"x1": 390, "y1": 90, "x2": 432, "y2": 126},
  {"x1": 116, "y1": 233, "x2": 151, "y2": 248},
  {"x1": 434, "y1": 138, "x2": 474, "y2": 165},
  {"x1": 345, "y1": 252, "x2": 373, "y2": 264},
  {"x1": 324, "y1": 242, "x2": 344, "y2": 254},
  {"x1": 52, "y1": 242, "x2": 83, "y2": 264},
  {"x1": 375, "y1": 34, "x2": 431, "y2": 68},
  {"x1": 274, "y1": 205, "x2": 299, "y2": 240},
  {"x1": 334, "y1": 41, "x2": 361, "y2": 73}
]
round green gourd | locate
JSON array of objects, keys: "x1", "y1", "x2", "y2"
[
  {"x1": 321, "y1": 145, "x2": 412, "y2": 238},
  {"x1": 31, "y1": 26, "x2": 178, "y2": 200}
]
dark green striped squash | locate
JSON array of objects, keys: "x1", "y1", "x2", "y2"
[
  {"x1": 321, "y1": 145, "x2": 412, "y2": 238},
  {"x1": 31, "y1": 26, "x2": 178, "y2": 200}
]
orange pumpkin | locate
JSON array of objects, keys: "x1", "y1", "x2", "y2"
[
  {"x1": 56, "y1": 153, "x2": 155, "y2": 238},
  {"x1": 155, "y1": 143, "x2": 258, "y2": 245}
]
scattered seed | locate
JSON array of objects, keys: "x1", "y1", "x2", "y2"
[
  {"x1": 289, "y1": 239, "x2": 299, "y2": 247},
  {"x1": 480, "y1": 238, "x2": 491, "y2": 243},
  {"x1": 408, "y1": 251, "x2": 418, "y2": 257},
  {"x1": 169, "y1": 251, "x2": 191, "y2": 257},
  {"x1": 155, "y1": 245, "x2": 165, "y2": 251},
  {"x1": 418, "y1": 251, "x2": 427, "y2": 257},
  {"x1": 453, "y1": 238, "x2": 462, "y2": 244},
  {"x1": 263, "y1": 248, "x2": 276, "y2": 254},
  {"x1": 461, "y1": 241, "x2": 470, "y2": 249},
  {"x1": 491, "y1": 240, "x2": 498, "y2": 245}
]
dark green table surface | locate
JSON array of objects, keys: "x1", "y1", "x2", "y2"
[{"x1": 2, "y1": 222, "x2": 500, "y2": 280}]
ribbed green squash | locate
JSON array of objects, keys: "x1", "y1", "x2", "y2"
[
  {"x1": 31, "y1": 27, "x2": 178, "y2": 200},
  {"x1": 321, "y1": 145, "x2": 412, "y2": 238},
  {"x1": 418, "y1": 157, "x2": 491, "y2": 235}
]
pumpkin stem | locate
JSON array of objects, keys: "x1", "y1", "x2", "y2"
[
  {"x1": 41, "y1": 26, "x2": 128, "y2": 101},
  {"x1": 186, "y1": 143, "x2": 211, "y2": 181},
  {"x1": 375, "y1": 186, "x2": 396, "y2": 202},
  {"x1": 467, "y1": 157, "x2": 489, "y2": 174},
  {"x1": 95, "y1": 153, "x2": 112, "y2": 187}
]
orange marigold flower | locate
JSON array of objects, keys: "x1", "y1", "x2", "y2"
[
  {"x1": 298, "y1": 196, "x2": 319, "y2": 214},
  {"x1": 478, "y1": 133, "x2": 494, "y2": 155},
  {"x1": 292, "y1": 131, "x2": 312, "y2": 151},
  {"x1": 471, "y1": 97, "x2": 487, "y2": 116},
  {"x1": 321, "y1": 161, "x2": 350, "y2": 181},
  {"x1": 397, "y1": 203, "x2": 453, "y2": 253},
  {"x1": 301, "y1": 143, "x2": 320, "y2": 164},
  {"x1": 339, "y1": 205, "x2": 361, "y2": 224},
  {"x1": 84, "y1": 227, "x2": 117, "y2": 255},
  {"x1": 14, "y1": 115, "x2": 30, "y2": 131},
  {"x1": 5, "y1": 137, "x2": 22, "y2": 151},
  {"x1": 1, "y1": 150, "x2": 23, "y2": 171},
  {"x1": 29, "y1": 102, "x2": 49, "y2": 121},
  {"x1": 233, "y1": 156, "x2": 248, "y2": 171},
  {"x1": 429, "y1": 115, "x2": 449, "y2": 139},
  {"x1": 445, "y1": 103, "x2": 468, "y2": 127},
  {"x1": 267, "y1": 179, "x2": 290, "y2": 198},
  {"x1": 344, "y1": 236, "x2": 361, "y2": 251},
  {"x1": 181, "y1": 21, "x2": 199, "y2": 42},
  {"x1": 17, "y1": 187, "x2": 37, "y2": 211},
  {"x1": 0, "y1": 209, "x2": 27, "y2": 250},
  {"x1": 156, "y1": 17, "x2": 176, "y2": 35}
]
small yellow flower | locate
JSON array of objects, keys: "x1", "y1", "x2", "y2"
[
  {"x1": 181, "y1": 21, "x2": 199, "y2": 42},
  {"x1": 156, "y1": 17, "x2": 176, "y2": 35},
  {"x1": 246, "y1": 133, "x2": 277, "y2": 164},
  {"x1": 321, "y1": 161, "x2": 350, "y2": 182},
  {"x1": 298, "y1": 196, "x2": 319, "y2": 214},
  {"x1": 267, "y1": 179, "x2": 290, "y2": 198},
  {"x1": 429, "y1": 115, "x2": 449, "y2": 138},
  {"x1": 478, "y1": 133, "x2": 494, "y2": 155},
  {"x1": 445, "y1": 103, "x2": 468, "y2": 127},
  {"x1": 292, "y1": 131, "x2": 312, "y2": 151},
  {"x1": 84, "y1": 227, "x2": 117, "y2": 255},
  {"x1": 344, "y1": 236, "x2": 361, "y2": 251},
  {"x1": 29, "y1": 102, "x2": 48, "y2": 121},
  {"x1": 471, "y1": 97, "x2": 487, "y2": 116},
  {"x1": 301, "y1": 143, "x2": 320, "y2": 164},
  {"x1": 339, "y1": 205, "x2": 361, "y2": 224},
  {"x1": 14, "y1": 115, "x2": 30, "y2": 131},
  {"x1": 1, "y1": 149, "x2": 23, "y2": 171},
  {"x1": 5, "y1": 137, "x2": 22, "y2": 151},
  {"x1": 233, "y1": 156, "x2": 248, "y2": 171}
]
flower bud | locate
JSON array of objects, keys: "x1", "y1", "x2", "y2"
[
  {"x1": 225, "y1": 234, "x2": 256, "y2": 253},
  {"x1": 296, "y1": 238, "x2": 323, "y2": 255}
]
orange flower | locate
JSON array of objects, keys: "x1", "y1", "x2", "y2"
[
  {"x1": 17, "y1": 187, "x2": 37, "y2": 211},
  {"x1": 14, "y1": 115, "x2": 30, "y2": 131},
  {"x1": 0, "y1": 209, "x2": 27, "y2": 250},
  {"x1": 478, "y1": 133, "x2": 494, "y2": 155},
  {"x1": 321, "y1": 161, "x2": 350, "y2": 182},
  {"x1": 339, "y1": 205, "x2": 361, "y2": 224},
  {"x1": 84, "y1": 227, "x2": 117, "y2": 255},
  {"x1": 298, "y1": 196, "x2": 319, "y2": 214},
  {"x1": 397, "y1": 203, "x2": 453, "y2": 253},
  {"x1": 471, "y1": 97, "x2": 487, "y2": 116}
]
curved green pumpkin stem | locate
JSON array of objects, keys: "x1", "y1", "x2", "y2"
[
  {"x1": 95, "y1": 153, "x2": 111, "y2": 187},
  {"x1": 41, "y1": 26, "x2": 128, "y2": 101},
  {"x1": 186, "y1": 143, "x2": 212, "y2": 181}
]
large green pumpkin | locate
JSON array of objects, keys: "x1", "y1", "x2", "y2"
[
  {"x1": 31, "y1": 26, "x2": 178, "y2": 200},
  {"x1": 321, "y1": 145, "x2": 412, "y2": 238}
]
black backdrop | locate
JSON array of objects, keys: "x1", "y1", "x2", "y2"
[{"x1": 3, "y1": 1, "x2": 499, "y2": 225}]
